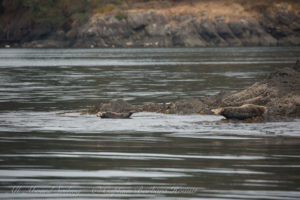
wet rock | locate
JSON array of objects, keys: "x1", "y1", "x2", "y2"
[
  {"x1": 140, "y1": 99, "x2": 208, "y2": 114},
  {"x1": 21, "y1": 40, "x2": 69, "y2": 48},
  {"x1": 77, "y1": 62, "x2": 300, "y2": 122},
  {"x1": 266, "y1": 94, "x2": 300, "y2": 118},
  {"x1": 88, "y1": 99, "x2": 136, "y2": 114},
  {"x1": 202, "y1": 91, "x2": 231, "y2": 107},
  {"x1": 213, "y1": 64, "x2": 300, "y2": 120},
  {"x1": 221, "y1": 82, "x2": 277, "y2": 107},
  {"x1": 212, "y1": 104, "x2": 267, "y2": 120},
  {"x1": 141, "y1": 103, "x2": 169, "y2": 113},
  {"x1": 164, "y1": 98, "x2": 208, "y2": 114}
]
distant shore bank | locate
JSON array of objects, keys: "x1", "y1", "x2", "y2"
[{"x1": 1, "y1": 0, "x2": 300, "y2": 48}]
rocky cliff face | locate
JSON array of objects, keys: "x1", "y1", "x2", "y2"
[{"x1": 1, "y1": 2, "x2": 300, "y2": 48}]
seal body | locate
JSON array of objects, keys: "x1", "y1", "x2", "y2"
[
  {"x1": 97, "y1": 111, "x2": 133, "y2": 119},
  {"x1": 212, "y1": 104, "x2": 267, "y2": 120}
]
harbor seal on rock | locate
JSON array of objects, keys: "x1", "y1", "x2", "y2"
[
  {"x1": 212, "y1": 104, "x2": 267, "y2": 120},
  {"x1": 97, "y1": 111, "x2": 134, "y2": 119}
]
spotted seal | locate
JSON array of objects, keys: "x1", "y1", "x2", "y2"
[
  {"x1": 212, "y1": 104, "x2": 267, "y2": 120},
  {"x1": 96, "y1": 111, "x2": 134, "y2": 119}
]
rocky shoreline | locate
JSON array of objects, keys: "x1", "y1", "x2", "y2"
[
  {"x1": 2, "y1": 5, "x2": 300, "y2": 48},
  {"x1": 80, "y1": 61, "x2": 300, "y2": 122}
]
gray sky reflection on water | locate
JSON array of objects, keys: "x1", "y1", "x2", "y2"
[{"x1": 0, "y1": 47, "x2": 300, "y2": 199}]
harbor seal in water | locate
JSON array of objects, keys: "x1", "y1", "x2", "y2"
[
  {"x1": 212, "y1": 104, "x2": 267, "y2": 120},
  {"x1": 97, "y1": 111, "x2": 134, "y2": 119}
]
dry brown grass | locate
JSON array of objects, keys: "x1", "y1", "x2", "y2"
[{"x1": 98, "y1": 0, "x2": 300, "y2": 21}]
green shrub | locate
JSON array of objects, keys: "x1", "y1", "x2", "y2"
[{"x1": 115, "y1": 12, "x2": 127, "y2": 20}]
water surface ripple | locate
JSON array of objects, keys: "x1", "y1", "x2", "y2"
[{"x1": 0, "y1": 47, "x2": 300, "y2": 199}]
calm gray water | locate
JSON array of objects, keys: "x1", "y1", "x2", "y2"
[{"x1": 0, "y1": 47, "x2": 300, "y2": 199}]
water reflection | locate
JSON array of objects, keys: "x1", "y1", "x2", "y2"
[{"x1": 0, "y1": 47, "x2": 300, "y2": 199}]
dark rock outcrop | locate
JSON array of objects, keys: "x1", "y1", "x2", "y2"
[{"x1": 261, "y1": 8, "x2": 300, "y2": 45}]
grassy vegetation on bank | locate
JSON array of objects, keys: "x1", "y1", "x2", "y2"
[
  {"x1": 0, "y1": 0, "x2": 129, "y2": 33},
  {"x1": 1, "y1": 0, "x2": 300, "y2": 27},
  {"x1": 0, "y1": 0, "x2": 299, "y2": 44}
]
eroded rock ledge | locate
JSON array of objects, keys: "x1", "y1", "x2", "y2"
[{"x1": 81, "y1": 62, "x2": 300, "y2": 122}]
